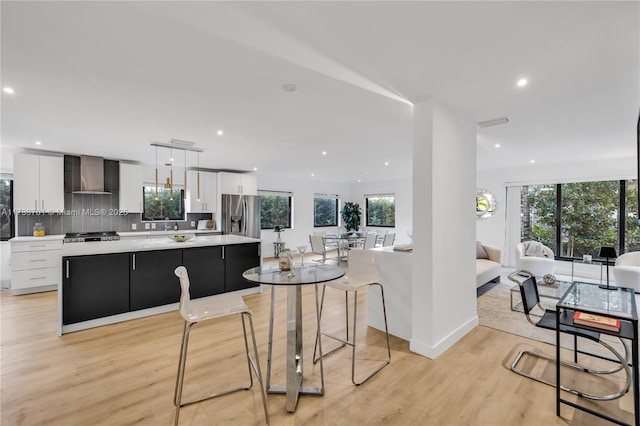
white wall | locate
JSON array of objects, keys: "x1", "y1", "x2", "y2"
[
  {"x1": 350, "y1": 178, "x2": 412, "y2": 245},
  {"x1": 256, "y1": 174, "x2": 352, "y2": 258}
]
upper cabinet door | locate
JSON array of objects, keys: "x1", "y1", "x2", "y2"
[
  {"x1": 119, "y1": 163, "x2": 143, "y2": 212},
  {"x1": 186, "y1": 170, "x2": 217, "y2": 213},
  {"x1": 219, "y1": 172, "x2": 257, "y2": 196},
  {"x1": 14, "y1": 153, "x2": 64, "y2": 211}
]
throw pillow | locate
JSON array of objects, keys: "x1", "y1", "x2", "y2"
[
  {"x1": 476, "y1": 241, "x2": 489, "y2": 259},
  {"x1": 525, "y1": 241, "x2": 547, "y2": 257}
]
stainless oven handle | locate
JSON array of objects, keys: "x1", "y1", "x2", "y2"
[
  {"x1": 66, "y1": 260, "x2": 69, "y2": 279},
  {"x1": 132, "y1": 254, "x2": 136, "y2": 271}
]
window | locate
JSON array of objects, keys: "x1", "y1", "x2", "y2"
[
  {"x1": 260, "y1": 191, "x2": 292, "y2": 229},
  {"x1": 520, "y1": 179, "x2": 638, "y2": 259},
  {"x1": 142, "y1": 186, "x2": 184, "y2": 221},
  {"x1": 521, "y1": 184, "x2": 557, "y2": 251},
  {"x1": 625, "y1": 179, "x2": 640, "y2": 252},
  {"x1": 314, "y1": 194, "x2": 338, "y2": 227},
  {"x1": 0, "y1": 178, "x2": 14, "y2": 241},
  {"x1": 366, "y1": 194, "x2": 395, "y2": 227}
]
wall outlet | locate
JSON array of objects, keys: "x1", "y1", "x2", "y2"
[
  {"x1": 151, "y1": 223, "x2": 156, "y2": 230},
  {"x1": 145, "y1": 223, "x2": 150, "y2": 230},
  {"x1": 131, "y1": 223, "x2": 137, "y2": 230},
  {"x1": 191, "y1": 221, "x2": 195, "y2": 227}
]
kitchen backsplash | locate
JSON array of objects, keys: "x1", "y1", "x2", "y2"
[{"x1": 16, "y1": 155, "x2": 212, "y2": 236}]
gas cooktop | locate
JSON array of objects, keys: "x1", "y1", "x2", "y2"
[{"x1": 64, "y1": 231, "x2": 120, "y2": 243}]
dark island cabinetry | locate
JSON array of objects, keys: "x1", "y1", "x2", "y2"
[
  {"x1": 62, "y1": 253, "x2": 130, "y2": 324},
  {"x1": 61, "y1": 241, "x2": 261, "y2": 330},
  {"x1": 130, "y1": 249, "x2": 183, "y2": 311},
  {"x1": 225, "y1": 243, "x2": 260, "y2": 292},
  {"x1": 181, "y1": 246, "x2": 225, "y2": 299}
]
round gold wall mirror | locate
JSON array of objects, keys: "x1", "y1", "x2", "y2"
[{"x1": 476, "y1": 188, "x2": 497, "y2": 220}]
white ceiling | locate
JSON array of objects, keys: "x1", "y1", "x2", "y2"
[{"x1": 2, "y1": 1, "x2": 638, "y2": 183}]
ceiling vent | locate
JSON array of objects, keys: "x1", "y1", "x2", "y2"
[{"x1": 478, "y1": 117, "x2": 509, "y2": 128}]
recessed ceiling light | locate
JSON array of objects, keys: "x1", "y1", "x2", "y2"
[
  {"x1": 494, "y1": 144, "x2": 500, "y2": 148},
  {"x1": 517, "y1": 78, "x2": 528, "y2": 87},
  {"x1": 311, "y1": 173, "x2": 315, "y2": 177},
  {"x1": 322, "y1": 151, "x2": 327, "y2": 155},
  {"x1": 282, "y1": 83, "x2": 297, "y2": 92},
  {"x1": 253, "y1": 167, "x2": 258, "y2": 171},
  {"x1": 357, "y1": 179, "x2": 361, "y2": 183},
  {"x1": 3, "y1": 87, "x2": 15, "y2": 94},
  {"x1": 35, "y1": 140, "x2": 42, "y2": 145},
  {"x1": 384, "y1": 162, "x2": 389, "y2": 166},
  {"x1": 217, "y1": 130, "x2": 223, "y2": 136},
  {"x1": 530, "y1": 159, "x2": 535, "y2": 164}
]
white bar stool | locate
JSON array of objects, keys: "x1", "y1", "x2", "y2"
[
  {"x1": 173, "y1": 266, "x2": 269, "y2": 425},
  {"x1": 312, "y1": 250, "x2": 391, "y2": 385}
]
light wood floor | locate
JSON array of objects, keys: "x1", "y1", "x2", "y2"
[{"x1": 1, "y1": 257, "x2": 635, "y2": 425}]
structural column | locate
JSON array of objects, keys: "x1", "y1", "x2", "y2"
[{"x1": 410, "y1": 99, "x2": 478, "y2": 359}]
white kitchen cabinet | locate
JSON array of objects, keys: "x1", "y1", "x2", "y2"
[
  {"x1": 186, "y1": 170, "x2": 217, "y2": 213},
  {"x1": 11, "y1": 238, "x2": 62, "y2": 294},
  {"x1": 218, "y1": 172, "x2": 257, "y2": 196},
  {"x1": 119, "y1": 163, "x2": 143, "y2": 212},
  {"x1": 14, "y1": 153, "x2": 64, "y2": 212}
]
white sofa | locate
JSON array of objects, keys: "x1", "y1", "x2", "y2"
[
  {"x1": 515, "y1": 241, "x2": 555, "y2": 278},
  {"x1": 613, "y1": 251, "x2": 640, "y2": 293},
  {"x1": 476, "y1": 242, "x2": 501, "y2": 287}
]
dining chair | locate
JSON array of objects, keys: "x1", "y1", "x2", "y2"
[
  {"x1": 173, "y1": 266, "x2": 269, "y2": 425},
  {"x1": 312, "y1": 249, "x2": 391, "y2": 385},
  {"x1": 382, "y1": 233, "x2": 395, "y2": 247},
  {"x1": 508, "y1": 270, "x2": 630, "y2": 401},
  {"x1": 309, "y1": 235, "x2": 329, "y2": 262},
  {"x1": 362, "y1": 234, "x2": 376, "y2": 250}
]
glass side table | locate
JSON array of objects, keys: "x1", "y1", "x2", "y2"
[{"x1": 571, "y1": 259, "x2": 603, "y2": 284}]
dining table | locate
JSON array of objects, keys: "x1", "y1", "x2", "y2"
[
  {"x1": 242, "y1": 263, "x2": 346, "y2": 412},
  {"x1": 323, "y1": 233, "x2": 366, "y2": 263}
]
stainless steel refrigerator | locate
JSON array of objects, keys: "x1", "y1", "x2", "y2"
[{"x1": 221, "y1": 194, "x2": 261, "y2": 238}]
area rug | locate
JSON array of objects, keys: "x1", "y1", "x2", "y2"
[{"x1": 477, "y1": 281, "x2": 625, "y2": 356}]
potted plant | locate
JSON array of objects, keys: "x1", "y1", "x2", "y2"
[
  {"x1": 340, "y1": 202, "x2": 361, "y2": 233},
  {"x1": 273, "y1": 225, "x2": 285, "y2": 241}
]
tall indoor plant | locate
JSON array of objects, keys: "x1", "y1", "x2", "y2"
[{"x1": 341, "y1": 202, "x2": 361, "y2": 232}]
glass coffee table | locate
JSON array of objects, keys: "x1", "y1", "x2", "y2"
[{"x1": 510, "y1": 279, "x2": 573, "y2": 312}]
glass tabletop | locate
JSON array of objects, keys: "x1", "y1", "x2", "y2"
[
  {"x1": 243, "y1": 264, "x2": 345, "y2": 286},
  {"x1": 557, "y1": 281, "x2": 637, "y2": 320}
]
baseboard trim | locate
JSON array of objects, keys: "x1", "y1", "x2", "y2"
[{"x1": 409, "y1": 315, "x2": 479, "y2": 360}]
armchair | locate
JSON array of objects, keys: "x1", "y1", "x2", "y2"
[
  {"x1": 515, "y1": 241, "x2": 555, "y2": 278},
  {"x1": 613, "y1": 251, "x2": 640, "y2": 292}
]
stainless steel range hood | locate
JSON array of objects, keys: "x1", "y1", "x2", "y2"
[{"x1": 72, "y1": 155, "x2": 112, "y2": 194}]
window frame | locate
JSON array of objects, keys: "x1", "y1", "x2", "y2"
[
  {"x1": 365, "y1": 193, "x2": 396, "y2": 228},
  {"x1": 520, "y1": 179, "x2": 638, "y2": 262},
  {"x1": 141, "y1": 185, "x2": 185, "y2": 221},
  {"x1": 259, "y1": 190, "x2": 293, "y2": 230},
  {"x1": 313, "y1": 194, "x2": 339, "y2": 228},
  {"x1": 0, "y1": 178, "x2": 14, "y2": 241}
]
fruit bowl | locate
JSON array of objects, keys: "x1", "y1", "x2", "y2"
[{"x1": 169, "y1": 235, "x2": 192, "y2": 243}]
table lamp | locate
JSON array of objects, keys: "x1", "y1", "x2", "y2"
[{"x1": 598, "y1": 246, "x2": 618, "y2": 290}]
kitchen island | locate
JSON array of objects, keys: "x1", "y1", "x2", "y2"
[{"x1": 60, "y1": 234, "x2": 261, "y2": 335}]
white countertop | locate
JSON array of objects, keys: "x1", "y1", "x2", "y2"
[
  {"x1": 61, "y1": 234, "x2": 260, "y2": 256},
  {"x1": 11, "y1": 235, "x2": 65, "y2": 242},
  {"x1": 118, "y1": 229, "x2": 220, "y2": 237}
]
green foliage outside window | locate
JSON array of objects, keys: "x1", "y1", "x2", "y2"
[
  {"x1": 261, "y1": 194, "x2": 291, "y2": 229},
  {"x1": 314, "y1": 197, "x2": 338, "y2": 227},
  {"x1": 521, "y1": 179, "x2": 639, "y2": 258},
  {"x1": 0, "y1": 179, "x2": 13, "y2": 240},
  {"x1": 366, "y1": 196, "x2": 395, "y2": 227},
  {"x1": 142, "y1": 187, "x2": 184, "y2": 221}
]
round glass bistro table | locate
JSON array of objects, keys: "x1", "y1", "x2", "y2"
[{"x1": 243, "y1": 264, "x2": 345, "y2": 412}]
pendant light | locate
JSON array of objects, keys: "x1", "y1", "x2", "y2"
[
  {"x1": 197, "y1": 151, "x2": 201, "y2": 202},
  {"x1": 154, "y1": 145, "x2": 159, "y2": 200},
  {"x1": 169, "y1": 148, "x2": 174, "y2": 201}
]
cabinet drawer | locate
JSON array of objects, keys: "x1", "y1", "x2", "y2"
[
  {"x1": 12, "y1": 250, "x2": 60, "y2": 270},
  {"x1": 11, "y1": 240, "x2": 62, "y2": 253},
  {"x1": 12, "y1": 267, "x2": 60, "y2": 289}
]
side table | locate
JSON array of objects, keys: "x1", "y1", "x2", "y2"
[{"x1": 273, "y1": 241, "x2": 286, "y2": 258}]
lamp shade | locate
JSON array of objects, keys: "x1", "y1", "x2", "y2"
[{"x1": 598, "y1": 246, "x2": 618, "y2": 259}]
